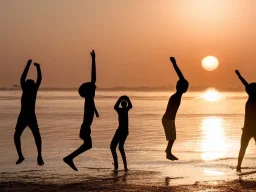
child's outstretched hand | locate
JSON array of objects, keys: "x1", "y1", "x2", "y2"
[
  {"x1": 34, "y1": 63, "x2": 40, "y2": 67},
  {"x1": 95, "y1": 108, "x2": 99, "y2": 118},
  {"x1": 170, "y1": 57, "x2": 176, "y2": 65},
  {"x1": 27, "y1": 59, "x2": 32, "y2": 65},
  {"x1": 235, "y1": 69, "x2": 249, "y2": 87},
  {"x1": 90, "y1": 50, "x2": 95, "y2": 60},
  {"x1": 235, "y1": 70, "x2": 240, "y2": 76}
]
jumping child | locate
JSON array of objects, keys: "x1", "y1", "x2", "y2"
[
  {"x1": 14, "y1": 59, "x2": 44, "y2": 166},
  {"x1": 110, "y1": 95, "x2": 132, "y2": 172},
  {"x1": 235, "y1": 70, "x2": 256, "y2": 172},
  {"x1": 63, "y1": 50, "x2": 99, "y2": 171},
  {"x1": 162, "y1": 57, "x2": 189, "y2": 161}
]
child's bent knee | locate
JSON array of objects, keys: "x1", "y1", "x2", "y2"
[{"x1": 82, "y1": 141, "x2": 92, "y2": 150}]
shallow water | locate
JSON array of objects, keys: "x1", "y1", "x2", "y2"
[{"x1": 0, "y1": 90, "x2": 255, "y2": 185}]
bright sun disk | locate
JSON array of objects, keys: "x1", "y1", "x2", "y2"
[{"x1": 202, "y1": 56, "x2": 219, "y2": 71}]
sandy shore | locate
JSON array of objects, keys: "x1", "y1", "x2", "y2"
[{"x1": 1, "y1": 169, "x2": 256, "y2": 192}]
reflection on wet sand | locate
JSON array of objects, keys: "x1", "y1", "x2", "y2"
[
  {"x1": 111, "y1": 171, "x2": 128, "y2": 183},
  {"x1": 203, "y1": 169, "x2": 224, "y2": 176}
]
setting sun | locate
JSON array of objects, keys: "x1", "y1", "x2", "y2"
[
  {"x1": 201, "y1": 56, "x2": 219, "y2": 71},
  {"x1": 200, "y1": 88, "x2": 224, "y2": 102}
]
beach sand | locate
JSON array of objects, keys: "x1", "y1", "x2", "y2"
[{"x1": 1, "y1": 168, "x2": 256, "y2": 192}]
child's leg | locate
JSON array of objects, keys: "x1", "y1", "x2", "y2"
[
  {"x1": 14, "y1": 121, "x2": 27, "y2": 164},
  {"x1": 29, "y1": 117, "x2": 44, "y2": 166},
  {"x1": 68, "y1": 139, "x2": 92, "y2": 159},
  {"x1": 165, "y1": 140, "x2": 178, "y2": 160},
  {"x1": 110, "y1": 131, "x2": 120, "y2": 170},
  {"x1": 64, "y1": 137, "x2": 92, "y2": 171},
  {"x1": 162, "y1": 119, "x2": 177, "y2": 159},
  {"x1": 237, "y1": 132, "x2": 251, "y2": 171},
  {"x1": 30, "y1": 128, "x2": 44, "y2": 165},
  {"x1": 165, "y1": 140, "x2": 174, "y2": 154},
  {"x1": 119, "y1": 134, "x2": 128, "y2": 171}
]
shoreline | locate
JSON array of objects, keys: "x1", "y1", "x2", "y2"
[
  {"x1": 0, "y1": 88, "x2": 244, "y2": 92},
  {"x1": 1, "y1": 169, "x2": 256, "y2": 192}
]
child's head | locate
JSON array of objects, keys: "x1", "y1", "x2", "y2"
[
  {"x1": 246, "y1": 83, "x2": 256, "y2": 98},
  {"x1": 78, "y1": 82, "x2": 96, "y2": 98},
  {"x1": 121, "y1": 100, "x2": 127, "y2": 108},
  {"x1": 24, "y1": 79, "x2": 36, "y2": 91},
  {"x1": 176, "y1": 79, "x2": 189, "y2": 93}
]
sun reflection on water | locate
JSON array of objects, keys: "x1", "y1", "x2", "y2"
[
  {"x1": 201, "y1": 117, "x2": 227, "y2": 161},
  {"x1": 200, "y1": 88, "x2": 224, "y2": 102}
]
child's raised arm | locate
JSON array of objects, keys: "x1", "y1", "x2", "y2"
[
  {"x1": 93, "y1": 100, "x2": 99, "y2": 118},
  {"x1": 34, "y1": 63, "x2": 42, "y2": 89},
  {"x1": 235, "y1": 70, "x2": 249, "y2": 87},
  {"x1": 20, "y1": 60, "x2": 32, "y2": 89},
  {"x1": 90, "y1": 50, "x2": 96, "y2": 84},
  {"x1": 170, "y1": 57, "x2": 185, "y2": 80},
  {"x1": 114, "y1": 96, "x2": 124, "y2": 111},
  {"x1": 123, "y1": 96, "x2": 133, "y2": 110}
]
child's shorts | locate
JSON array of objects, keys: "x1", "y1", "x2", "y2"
[
  {"x1": 15, "y1": 113, "x2": 39, "y2": 131},
  {"x1": 162, "y1": 118, "x2": 176, "y2": 141},
  {"x1": 241, "y1": 127, "x2": 256, "y2": 145}
]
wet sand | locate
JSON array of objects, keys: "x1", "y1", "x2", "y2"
[{"x1": 1, "y1": 169, "x2": 256, "y2": 192}]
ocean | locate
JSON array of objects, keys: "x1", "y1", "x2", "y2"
[{"x1": 0, "y1": 90, "x2": 255, "y2": 185}]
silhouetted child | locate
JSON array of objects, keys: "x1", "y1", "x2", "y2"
[
  {"x1": 110, "y1": 95, "x2": 132, "y2": 172},
  {"x1": 63, "y1": 50, "x2": 99, "y2": 171},
  {"x1": 235, "y1": 70, "x2": 256, "y2": 172},
  {"x1": 162, "y1": 57, "x2": 188, "y2": 161},
  {"x1": 14, "y1": 60, "x2": 44, "y2": 165}
]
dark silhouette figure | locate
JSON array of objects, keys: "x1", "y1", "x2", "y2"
[
  {"x1": 14, "y1": 59, "x2": 44, "y2": 166},
  {"x1": 235, "y1": 70, "x2": 256, "y2": 172},
  {"x1": 162, "y1": 57, "x2": 189, "y2": 161},
  {"x1": 110, "y1": 96, "x2": 132, "y2": 172},
  {"x1": 63, "y1": 50, "x2": 99, "y2": 171}
]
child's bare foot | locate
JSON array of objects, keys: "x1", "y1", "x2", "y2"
[
  {"x1": 112, "y1": 163, "x2": 118, "y2": 172},
  {"x1": 63, "y1": 157, "x2": 78, "y2": 171},
  {"x1": 236, "y1": 166, "x2": 241, "y2": 173},
  {"x1": 124, "y1": 168, "x2": 129, "y2": 172},
  {"x1": 166, "y1": 153, "x2": 179, "y2": 161},
  {"x1": 16, "y1": 156, "x2": 25, "y2": 164},
  {"x1": 37, "y1": 156, "x2": 44, "y2": 166},
  {"x1": 171, "y1": 154, "x2": 178, "y2": 160}
]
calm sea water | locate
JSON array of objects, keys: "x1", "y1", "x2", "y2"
[{"x1": 0, "y1": 90, "x2": 255, "y2": 184}]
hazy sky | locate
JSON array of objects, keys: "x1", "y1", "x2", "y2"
[{"x1": 1, "y1": 0, "x2": 256, "y2": 88}]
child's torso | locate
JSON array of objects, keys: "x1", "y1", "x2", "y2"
[
  {"x1": 118, "y1": 108, "x2": 129, "y2": 131},
  {"x1": 21, "y1": 91, "x2": 37, "y2": 113},
  {"x1": 83, "y1": 99, "x2": 95, "y2": 126},
  {"x1": 244, "y1": 99, "x2": 256, "y2": 129},
  {"x1": 163, "y1": 93, "x2": 181, "y2": 120}
]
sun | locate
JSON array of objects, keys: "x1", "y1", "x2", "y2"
[
  {"x1": 201, "y1": 56, "x2": 219, "y2": 71},
  {"x1": 200, "y1": 88, "x2": 224, "y2": 102}
]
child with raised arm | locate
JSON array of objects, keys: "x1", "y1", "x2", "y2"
[
  {"x1": 110, "y1": 95, "x2": 132, "y2": 172},
  {"x1": 235, "y1": 70, "x2": 256, "y2": 172},
  {"x1": 162, "y1": 57, "x2": 189, "y2": 161},
  {"x1": 14, "y1": 59, "x2": 44, "y2": 166},
  {"x1": 63, "y1": 50, "x2": 99, "y2": 171}
]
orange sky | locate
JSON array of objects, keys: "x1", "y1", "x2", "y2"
[{"x1": 1, "y1": 0, "x2": 256, "y2": 88}]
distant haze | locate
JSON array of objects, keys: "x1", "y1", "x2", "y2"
[{"x1": 1, "y1": 0, "x2": 256, "y2": 88}]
